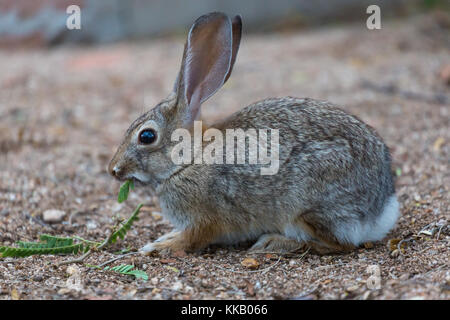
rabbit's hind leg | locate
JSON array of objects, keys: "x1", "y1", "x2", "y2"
[
  {"x1": 294, "y1": 211, "x2": 356, "y2": 254},
  {"x1": 249, "y1": 234, "x2": 306, "y2": 253}
]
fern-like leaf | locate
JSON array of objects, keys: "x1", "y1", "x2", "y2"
[
  {"x1": 0, "y1": 243, "x2": 85, "y2": 258},
  {"x1": 110, "y1": 204, "x2": 143, "y2": 244},
  {"x1": 126, "y1": 269, "x2": 148, "y2": 281},
  {"x1": 18, "y1": 235, "x2": 74, "y2": 249},
  {"x1": 104, "y1": 264, "x2": 148, "y2": 281}
]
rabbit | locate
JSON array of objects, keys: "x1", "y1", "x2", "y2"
[{"x1": 108, "y1": 12, "x2": 399, "y2": 255}]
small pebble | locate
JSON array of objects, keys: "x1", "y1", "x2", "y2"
[
  {"x1": 172, "y1": 281, "x2": 183, "y2": 291},
  {"x1": 346, "y1": 285, "x2": 359, "y2": 292},
  {"x1": 42, "y1": 209, "x2": 66, "y2": 223},
  {"x1": 86, "y1": 220, "x2": 98, "y2": 229},
  {"x1": 32, "y1": 275, "x2": 44, "y2": 282}
]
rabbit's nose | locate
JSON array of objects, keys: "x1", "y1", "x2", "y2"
[
  {"x1": 110, "y1": 167, "x2": 117, "y2": 176},
  {"x1": 109, "y1": 164, "x2": 120, "y2": 178}
]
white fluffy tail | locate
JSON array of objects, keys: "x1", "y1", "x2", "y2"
[{"x1": 336, "y1": 195, "x2": 400, "y2": 245}]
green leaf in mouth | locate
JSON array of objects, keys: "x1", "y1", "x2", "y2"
[{"x1": 117, "y1": 180, "x2": 134, "y2": 203}]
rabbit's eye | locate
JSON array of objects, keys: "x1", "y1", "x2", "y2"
[{"x1": 139, "y1": 129, "x2": 157, "y2": 145}]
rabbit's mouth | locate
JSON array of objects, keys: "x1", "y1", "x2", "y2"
[
  {"x1": 131, "y1": 172, "x2": 152, "y2": 184},
  {"x1": 130, "y1": 177, "x2": 144, "y2": 187}
]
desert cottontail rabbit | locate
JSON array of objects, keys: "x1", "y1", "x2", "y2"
[{"x1": 109, "y1": 12, "x2": 399, "y2": 254}]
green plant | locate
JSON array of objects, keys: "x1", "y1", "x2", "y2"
[
  {"x1": 0, "y1": 235, "x2": 89, "y2": 258},
  {"x1": 0, "y1": 180, "x2": 143, "y2": 262},
  {"x1": 110, "y1": 204, "x2": 143, "y2": 244},
  {"x1": 118, "y1": 180, "x2": 134, "y2": 203},
  {"x1": 104, "y1": 264, "x2": 148, "y2": 281}
]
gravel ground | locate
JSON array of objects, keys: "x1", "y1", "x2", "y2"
[{"x1": 0, "y1": 13, "x2": 449, "y2": 300}]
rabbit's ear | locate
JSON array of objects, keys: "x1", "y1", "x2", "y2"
[
  {"x1": 174, "y1": 12, "x2": 234, "y2": 126},
  {"x1": 224, "y1": 15, "x2": 242, "y2": 83}
]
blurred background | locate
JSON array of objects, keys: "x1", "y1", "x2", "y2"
[
  {"x1": 0, "y1": 0, "x2": 449, "y2": 300},
  {"x1": 0, "y1": 0, "x2": 448, "y2": 45}
]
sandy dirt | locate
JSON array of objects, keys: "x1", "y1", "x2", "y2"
[{"x1": 0, "y1": 13, "x2": 449, "y2": 300}]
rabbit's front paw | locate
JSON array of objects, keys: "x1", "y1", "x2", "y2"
[
  {"x1": 140, "y1": 231, "x2": 184, "y2": 255},
  {"x1": 140, "y1": 224, "x2": 221, "y2": 255}
]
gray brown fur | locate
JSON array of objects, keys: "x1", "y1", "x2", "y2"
[{"x1": 108, "y1": 12, "x2": 399, "y2": 254}]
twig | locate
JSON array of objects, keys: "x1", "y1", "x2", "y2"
[
  {"x1": 58, "y1": 249, "x2": 92, "y2": 266},
  {"x1": 436, "y1": 223, "x2": 447, "y2": 240},
  {"x1": 57, "y1": 228, "x2": 116, "y2": 266},
  {"x1": 416, "y1": 221, "x2": 448, "y2": 240},
  {"x1": 97, "y1": 252, "x2": 139, "y2": 268},
  {"x1": 72, "y1": 236, "x2": 101, "y2": 246},
  {"x1": 418, "y1": 222, "x2": 435, "y2": 237},
  {"x1": 96, "y1": 230, "x2": 116, "y2": 251},
  {"x1": 397, "y1": 238, "x2": 413, "y2": 255}
]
